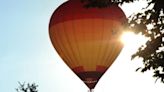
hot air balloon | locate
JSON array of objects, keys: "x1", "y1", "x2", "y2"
[{"x1": 49, "y1": 0, "x2": 126, "y2": 91}]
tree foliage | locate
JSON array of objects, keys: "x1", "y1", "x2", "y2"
[
  {"x1": 81, "y1": 0, "x2": 164, "y2": 83},
  {"x1": 16, "y1": 82, "x2": 38, "y2": 92},
  {"x1": 128, "y1": 0, "x2": 164, "y2": 83}
]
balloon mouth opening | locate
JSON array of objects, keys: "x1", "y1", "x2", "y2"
[
  {"x1": 72, "y1": 66, "x2": 108, "y2": 89},
  {"x1": 83, "y1": 79, "x2": 98, "y2": 89}
]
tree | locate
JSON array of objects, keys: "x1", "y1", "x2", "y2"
[
  {"x1": 81, "y1": 0, "x2": 164, "y2": 83},
  {"x1": 16, "y1": 82, "x2": 38, "y2": 92}
]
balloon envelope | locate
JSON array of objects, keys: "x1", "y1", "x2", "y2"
[{"x1": 49, "y1": 0, "x2": 126, "y2": 89}]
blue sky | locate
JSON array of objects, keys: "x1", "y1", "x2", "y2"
[
  {"x1": 0, "y1": 0, "x2": 164, "y2": 92},
  {"x1": 0, "y1": 0, "x2": 68, "y2": 92}
]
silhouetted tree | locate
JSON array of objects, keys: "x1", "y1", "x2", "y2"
[
  {"x1": 81, "y1": 0, "x2": 164, "y2": 83},
  {"x1": 16, "y1": 82, "x2": 38, "y2": 92}
]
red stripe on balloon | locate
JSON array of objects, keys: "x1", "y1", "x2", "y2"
[
  {"x1": 72, "y1": 66, "x2": 84, "y2": 73},
  {"x1": 49, "y1": 0, "x2": 126, "y2": 26},
  {"x1": 96, "y1": 65, "x2": 108, "y2": 72}
]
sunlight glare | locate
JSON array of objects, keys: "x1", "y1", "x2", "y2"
[
  {"x1": 121, "y1": 32, "x2": 136, "y2": 45},
  {"x1": 121, "y1": 31, "x2": 148, "y2": 50}
]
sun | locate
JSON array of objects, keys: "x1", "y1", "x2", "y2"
[
  {"x1": 121, "y1": 32, "x2": 136, "y2": 45},
  {"x1": 121, "y1": 31, "x2": 148, "y2": 50}
]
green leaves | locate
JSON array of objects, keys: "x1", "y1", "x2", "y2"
[
  {"x1": 80, "y1": 0, "x2": 140, "y2": 8},
  {"x1": 81, "y1": 0, "x2": 113, "y2": 8},
  {"x1": 130, "y1": 0, "x2": 164, "y2": 82},
  {"x1": 16, "y1": 82, "x2": 38, "y2": 92}
]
